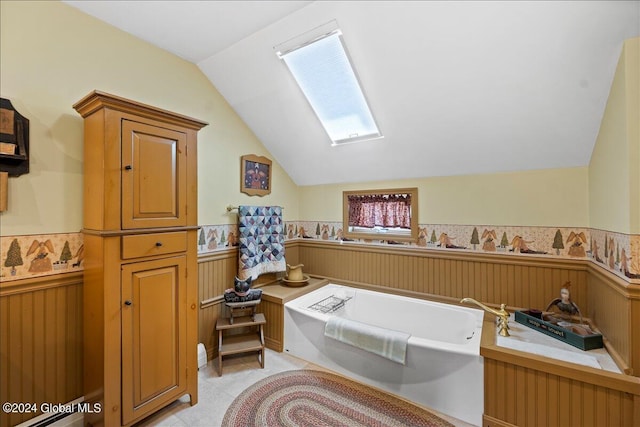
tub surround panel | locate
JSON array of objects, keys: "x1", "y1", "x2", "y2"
[
  {"x1": 258, "y1": 299, "x2": 284, "y2": 352},
  {"x1": 482, "y1": 318, "x2": 640, "y2": 427},
  {"x1": 259, "y1": 278, "x2": 329, "y2": 352},
  {"x1": 484, "y1": 358, "x2": 639, "y2": 427}
]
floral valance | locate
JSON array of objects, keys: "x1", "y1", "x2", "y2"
[{"x1": 347, "y1": 194, "x2": 411, "y2": 229}]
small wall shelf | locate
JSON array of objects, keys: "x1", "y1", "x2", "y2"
[{"x1": 0, "y1": 98, "x2": 30, "y2": 177}]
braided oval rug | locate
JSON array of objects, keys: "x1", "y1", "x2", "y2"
[{"x1": 222, "y1": 369, "x2": 454, "y2": 427}]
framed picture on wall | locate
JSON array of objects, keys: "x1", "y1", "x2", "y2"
[{"x1": 241, "y1": 154, "x2": 271, "y2": 196}]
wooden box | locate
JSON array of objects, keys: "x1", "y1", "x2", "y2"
[
  {"x1": 515, "y1": 310, "x2": 603, "y2": 351},
  {"x1": 0, "y1": 142, "x2": 16, "y2": 155}
]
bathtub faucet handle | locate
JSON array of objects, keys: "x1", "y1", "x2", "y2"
[{"x1": 460, "y1": 298, "x2": 510, "y2": 337}]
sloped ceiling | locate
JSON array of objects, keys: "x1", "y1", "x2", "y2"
[{"x1": 65, "y1": 1, "x2": 640, "y2": 186}]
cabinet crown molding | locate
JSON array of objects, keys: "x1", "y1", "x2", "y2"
[{"x1": 73, "y1": 90, "x2": 208, "y2": 130}]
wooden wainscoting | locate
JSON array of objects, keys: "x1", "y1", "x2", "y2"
[
  {"x1": 483, "y1": 357, "x2": 640, "y2": 427},
  {"x1": 198, "y1": 249, "x2": 239, "y2": 361},
  {"x1": 0, "y1": 273, "x2": 83, "y2": 427},
  {"x1": 587, "y1": 263, "x2": 640, "y2": 375},
  {"x1": 197, "y1": 243, "x2": 299, "y2": 360},
  {"x1": 481, "y1": 318, "x2": 640, "y2": 427},
  {"x1": 258, "y1": 278, "x2": 329, "y2": 352},
  {"x1": 0, "y1": 239, "x2": 635, "y2": 426},
  {"x1": 259, "y1": 298, "x2": 285, "y2": 352},
  {"x1": 298, "y1": 240, "x2": 590, "y2": 316},
  {"x1": 296, "y1": 239, "x2": 640, "y2": 373}
]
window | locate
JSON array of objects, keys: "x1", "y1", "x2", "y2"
[
  {"x1": 343, "y1": 188, "x2": 419, "y2": 242},
  {"x1": 276, "y1": 23, "x2": 382, "y2": 145},
  {"x1": 347, "y1": 194, "x2": 412, "y2": 230}
]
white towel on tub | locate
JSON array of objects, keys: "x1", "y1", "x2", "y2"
[{"x1": 324, "y1": 317, "x2": 411, "y2": 365}]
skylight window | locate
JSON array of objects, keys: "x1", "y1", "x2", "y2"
[{"x1": 276, "y1": 27, "x2": 382, "y2": 146}]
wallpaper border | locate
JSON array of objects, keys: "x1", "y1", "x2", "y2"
[{"x1": 2, "y1": 223, "x2": 637, "y2": 285}]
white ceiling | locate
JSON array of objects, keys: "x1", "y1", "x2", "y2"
[{"x1": 65, "y1": 1, "x2": 640, "y2": 186}]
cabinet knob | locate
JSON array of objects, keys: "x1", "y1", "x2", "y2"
[
  {"x1": 155, "y1": 242, "x2": 163, "y2": 247},
  {"x1": 124, "y1": 300, "x2": 132, "y2": 306},
  {"x1": 124, "y1": 165, "x2": 132, "y2": 170}
]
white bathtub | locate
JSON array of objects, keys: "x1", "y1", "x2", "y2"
[{"x1": 284, "y1": 284, "x2": 484, "y2": 426}]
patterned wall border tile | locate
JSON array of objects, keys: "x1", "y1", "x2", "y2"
[
  {"x1": 2, "y1": 224, "x2": 638, "y2": 284},
  {"x1": 272, "y1": 221, "x2": 639, "y2": 283},
  {"x1": 1, "y1": 232, "x2": 84, "y2": 281},
  {"x1": 196, "y1": 224, "x2": 240, "y2": 252}
]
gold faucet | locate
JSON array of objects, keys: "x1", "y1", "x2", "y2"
[{"x1": 461, "y1": 298, "x2": 510, "y2": 337}]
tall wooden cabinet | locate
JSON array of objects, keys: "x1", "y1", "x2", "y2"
[{"x1": 73, "y1": 91, "x2": 207, "y2": 426}]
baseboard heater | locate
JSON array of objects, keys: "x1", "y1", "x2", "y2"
[{"x1": 15, "y1": 397, "x2": 84, "y2": 427}]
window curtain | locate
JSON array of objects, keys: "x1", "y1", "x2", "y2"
[{"x1": 348, "y1": 194, "x2": 411, "y2": 229}]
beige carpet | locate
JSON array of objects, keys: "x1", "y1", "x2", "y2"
[{"x1": 223, "y1": 369, "x2": 454, "y2": 426}]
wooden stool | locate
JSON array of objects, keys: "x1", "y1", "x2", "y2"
[{"x1": 215, "y1": 313, "x2": 266, "y2": 376}]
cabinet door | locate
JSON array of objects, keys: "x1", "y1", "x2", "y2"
[
  {"x1": 121, "y1": 120, "x2": 187, "y2": 229},
  {"x1": 121, "y1": 256, "x2": 187, "y2": 425}
]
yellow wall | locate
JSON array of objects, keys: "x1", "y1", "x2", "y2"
[
  {"x1": 0, "y1": 0, "x2": 299, "y2": 236},
  {"x1": 300, "y1": 38, "x2": 637, "y2": 233},
  {"x1": 627, "y1": 38, "x2": 640, "y2": 234},
  {"x1": 300, "y1": 167, "x2": 589, "y2": 227},
  {"x1": 589, "y1": 37, "x2": 640, "y2": 235},
  {"x1": 1, "y1": 2, "x2": 634, "y2": 239}
]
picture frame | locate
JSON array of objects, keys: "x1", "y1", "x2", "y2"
[{"x1": 240, "y1": 154, "x2": 271, "y2": 196}]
